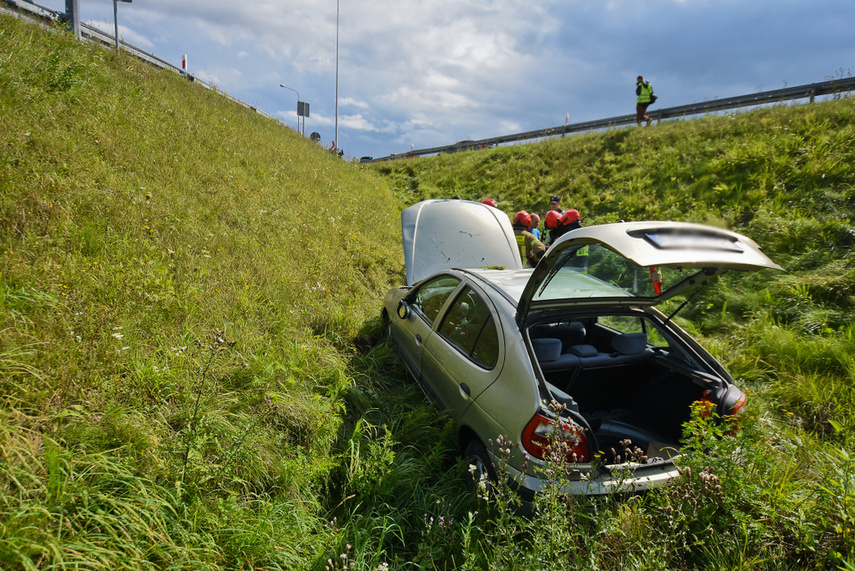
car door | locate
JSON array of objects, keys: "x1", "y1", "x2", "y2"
[
  {"x1": 517, "y1": 220, "x2": 784, "y2": 326},
  {"x1": 395, "y1": 275, "x2": 461, "y2": 407},
  {"x1": 420, "y1": 283, "x2": 503, "y2": 420}
]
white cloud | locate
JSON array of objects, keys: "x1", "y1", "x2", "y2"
[
  {"x1": 340, "y1": 97, "x2": 369, "y2": 109},
  {"x1": 31, "y1": 0, "x2": 855, "y2": 159}
]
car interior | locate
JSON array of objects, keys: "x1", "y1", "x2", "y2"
[{"x1": 529, "y1": 315, "x2": 707, "y2": 463}]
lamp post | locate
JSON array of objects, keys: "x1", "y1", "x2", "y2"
[
  {"x1": 113, "y1": 0, "x2": 132, "y2": 55},
  {"x1": 334, "y1": 0, "x2": 339, "y2": 149},
  {"x1": 279, "y1": 84, "x2": 300, "y2": 132}
]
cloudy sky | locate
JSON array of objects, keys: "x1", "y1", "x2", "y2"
[{"x1": 36, "y1": 0, "x2": 855, "y2": 160}]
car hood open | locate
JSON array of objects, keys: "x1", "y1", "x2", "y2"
[
  {"x1": 517, "y1": 221, "x2": 783, "y2": 323},
  {"x1": 402, "y1": 199, "x2": 523, "y2": 285}
]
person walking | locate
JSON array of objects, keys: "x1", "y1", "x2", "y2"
[{"x1": 636, "y1": 75, "x2": 655, "y2": 126}]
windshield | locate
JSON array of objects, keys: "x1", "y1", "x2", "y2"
[{"x1": 532, "y1": 243, "x2": 700, "y2": 302}]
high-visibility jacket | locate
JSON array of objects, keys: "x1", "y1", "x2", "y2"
[
  {"x1": 515, "y1": 229, "x2": 545, "y2": 267},
  {"x1": 637, "y1": 82, "x2": 654, "y2": 104}
]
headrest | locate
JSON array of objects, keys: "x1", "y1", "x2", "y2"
[
  {"x1": 557, "y1": 322, "x2": 586, "y2": 345},
  {"x1": 529, "y1": 324, "x2": 556, "y2": 339},
  {"x1": 532, "y1": 338, "x2": 562, "y2": 362},
  {"x1": 612, "y1": 333, "x2": 648, "y2": 355},
  {"x1": 530, "y1": 322, "x2": 586, "y2": 345},
  {"x1": 567, "y1": 344, "x2": 598, "y2": 358}
]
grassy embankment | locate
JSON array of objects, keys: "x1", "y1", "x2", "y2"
[
  {"x1": 0, "y1": 13, "x2": 412, "y2": 569},
  {"x1": 3, "y1": 11, "x2": 855, "y2": 570}
]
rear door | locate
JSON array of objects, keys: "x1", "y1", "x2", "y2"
[
  {"x1": 517, "y1": 221, "x2": 783, "y2": 325},
  {"x1": 420, "y1": 282, "x2": 503, "y2": 420}
]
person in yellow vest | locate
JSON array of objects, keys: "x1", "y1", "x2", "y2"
[
  {"x1": 636, "y1": 75, "x2": 655, "y2": 126},
  {"x1": 512, "y1": 211, "x2": 546, "y2": 267}
]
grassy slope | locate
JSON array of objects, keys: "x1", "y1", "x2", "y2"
[
  {"x1": 0, "y1": 14, "x2": 407, "y2": 569},
  {"x1": 4, "y1": 12, "x2": 855, "y2": 571}
]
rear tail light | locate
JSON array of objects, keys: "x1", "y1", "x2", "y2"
[
  {"x1": 700, "y1": 385, "x2": 746, "y2": 417},
  {"x1": 699, "y1": 386, "x2": 746, "y2": 434},
  {"x1": 521, "y1": 412, "x2": 590, "y2": 463},
  {"x1": 721, "y1": 385, "x2": 747, "y2": 416}
]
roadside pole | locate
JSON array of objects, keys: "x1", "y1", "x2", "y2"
[{"x1": 65, "y1": 0, "x2": 80, "y2": 39}]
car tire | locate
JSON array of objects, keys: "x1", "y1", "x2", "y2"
[
  {"x1": 382, "y1": 311, "x2": 392, "y2": 340},
  {"x1": 464, "y1": 439, "x2": 497, "y2": 491}
]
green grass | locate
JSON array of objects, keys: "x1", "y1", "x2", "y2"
[
  {"x1": 3, "y1": 12, "x2": 855, "y2": 570},
  {"x1": 0, "y1": 14, "x2": 404, "y2": 569}
]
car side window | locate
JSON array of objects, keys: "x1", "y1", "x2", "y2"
[
  {"x1": 439, "y1": 286, "x2": 499, "y2": 369},
  {"x1": 412, "y1": 275, "x2": 461, "y2": 326},
  {"x1": 598, "y1": 314, "x2": 670, "y2": 348}
]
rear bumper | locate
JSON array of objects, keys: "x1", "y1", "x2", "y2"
[{"x1": 508, "y1": 459, "x2": 681, "y2": 501}]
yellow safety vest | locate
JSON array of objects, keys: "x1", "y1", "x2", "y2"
[
  {"x1": 516, "y1": 234, "x2": 529, "y2": 264},
  {"x1": 516, "y1": 231, "x2": 545, "y2": 266},
  {"x1": 637, "y1": 82, "x2": 653, "y2": 104}
]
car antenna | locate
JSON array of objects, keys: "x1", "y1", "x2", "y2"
[{"x1": 664, "y1": 281, "x2": 710, "y2": 324}]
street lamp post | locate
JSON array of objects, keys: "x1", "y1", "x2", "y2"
[
  {"x1": 113, "y1": 0, "x2": 132, "y2": 55},
  {"x1": 334, "y1": 0, "x2": 339, "y2": 149},
  {"x1": 279, "y1": 84, "x2": 300, "y2": 132}
]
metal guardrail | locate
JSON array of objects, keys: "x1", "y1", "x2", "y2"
[
  {"x1": 1, "y1": 0, "x2": 280, "y2": 124},
  {"x1": 373, "y1": 76, "x2": 855, "y2": 161}
]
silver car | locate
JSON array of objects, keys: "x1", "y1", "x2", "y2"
[{"x1": 383, "y1": 199, "x2": 782, "y2": 498}]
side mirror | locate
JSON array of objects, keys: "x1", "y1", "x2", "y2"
[{"x1": 397, "y1": 300, "x2": 410, "y2": 319}]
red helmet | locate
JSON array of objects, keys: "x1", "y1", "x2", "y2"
[
  {"x1": 561, "y1": 209, "x2": 581, "y2": 225},
  {"x1": 544, "y1": 210, "x2": 561, "y2": 229},
  {"x1": 481, "y1": 198, "x2": 497, "y2": 207},
  {"x1": 513, "y1": 210, "x2": 532, "y2": 228}
]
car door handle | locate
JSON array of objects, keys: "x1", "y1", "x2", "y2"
[
  {"x1": 416, "y1": 334, "x2": 422, "y2": 344},
  {"x1": 459, "y1": 383, "x2": 471, "y2": 397}
]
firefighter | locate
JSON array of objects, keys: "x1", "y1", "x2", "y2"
[{"x1": 512, "y1": 211, "x2": 546, "y2": 267}]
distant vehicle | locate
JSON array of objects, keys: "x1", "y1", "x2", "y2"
[
  {"x1": 359, "y1": 156, "x2": 374, "y2": 163},
  {"x1": 383, "y1": 199, "x2": 783, "y2": 499}
]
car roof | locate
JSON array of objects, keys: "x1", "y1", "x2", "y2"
[{"x1": 466, "y1": 268, "x2": 533, "y2": 305}]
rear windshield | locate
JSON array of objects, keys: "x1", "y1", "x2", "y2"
[{"x1": 532, "y1": 243, "x2": 698, "y2": 301}]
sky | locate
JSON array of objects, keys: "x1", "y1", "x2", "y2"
[{"x1": 34, "y1": 0, "x2": 855, "y2": 160}]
